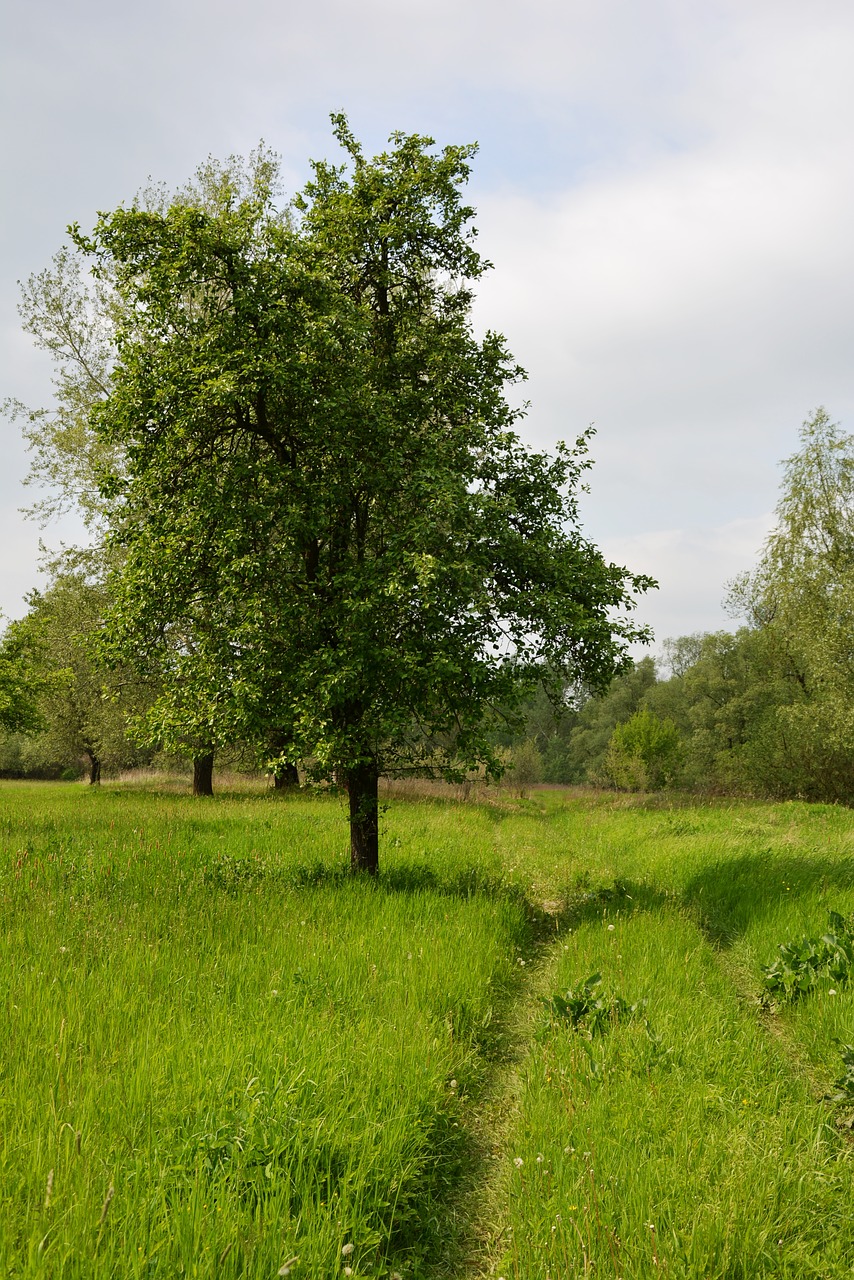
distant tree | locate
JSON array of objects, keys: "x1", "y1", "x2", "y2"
[
  {"x1": 600, "y1": 707, "x2": 682, "y2": 791},
  {"x1": 724, "y1": 408, "x2": 854, "y2": 800},
  {"x1": 8, "y1": 573, "x2": 152, "y2": 783},
  {"x1": 0, "y1": 622, "x2": 48, "y2": 737},
  {"x1": 59, "y1": 119, "x2": 652, "y2": 870},
  {"x1": 506, "y1": 738, "x2": 544, "y2": 797},
  {"x1": 556, "y1": 657, "x2": 658, "y2": 783}
]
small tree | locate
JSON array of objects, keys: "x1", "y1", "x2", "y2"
[
  {"x1": 8, "y1": 574, "x2": 152, "y2": 783},
  {"x1": 601, "y1": 708, "x2": 682, "y2": 791},
  {"x1": 723, "y1": 408, "x2": 854, "y2": 801},
  {"x1": 0, "y1": 623, "x2": 48, "y2": 738},
  {"x1": 507, "y1": 739, "x2": 544, "y2": 797}
]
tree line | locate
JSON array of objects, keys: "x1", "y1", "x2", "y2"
[
  {"x1": 500, "y1": 408, "x2": 854, "y2": 803},
  {"x1": 0, "y1": 119, "x2": 651, "y2": 869}
]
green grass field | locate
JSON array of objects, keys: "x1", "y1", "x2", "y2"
[{"x1": 2, "y1": 782, "x2": 854, "y2": 1277}]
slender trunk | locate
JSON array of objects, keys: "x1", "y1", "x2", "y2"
[
  {"x1": 348, "y1": 759, "x2": 379, "y2": 875},
  {"x1": 86, "y1": 752, "x2": 101, "y2": 786},
  {"x1": 193, "y1": 751, "x2": 214, "y2": 796},
  {"x1": 274, "y1": 760, "x2": 300, "y2": 790}
]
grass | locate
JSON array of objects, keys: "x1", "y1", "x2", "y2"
[{"x1": 2, "y1": 783, "x2": 854, "y2": 1276}]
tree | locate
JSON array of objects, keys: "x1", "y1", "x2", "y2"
[
  {"x1": 0, "y1": 621, "x2": 48, "y2": 737},
  {"x1": 6, "y1": 573, "x2": 152, "y2": 783},
  {"x1": 725, "y1": 408, "x2": 854, "y2": 801},
  {"x1": 46, "y1": 120, "x2": 652, "y2": 870},
  {"x1": 600, "y1": 707, "x2": 682, "y2": 791},
  {"x1": 554, "y1": 657, "x2": 658, "y2": 783}
]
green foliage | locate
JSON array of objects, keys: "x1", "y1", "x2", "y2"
[
  {"x1": 762, "y1": 911, "x2": 854, "y2": 999},
  {"x1": 5, "y1": 573, "x2": 152, "y2": 780},
  {"x1": 506, "y1": 738, "x2": 543, "y2": 795},
  {"x1": 15, "y1": 120, "x2": 652, "y2": 862},
  {"x1": 600, "y1": 706, "x2": 682, "y2": 791},
  {"x1": 541, "y1": 409, "x2": 854, "y2": 804},
  {"x1": 552, "y1": 657, "x2": 658, "y2": 783},
  {"x1": 831, "y1": 1043, "x2": 854, "y2": 1103},
  {"x1": 723, "y1": 409, "x2": 854, "y2": 802},
  {"x1": 0, "y1": 623, "x2": 49, "y2": 736},
  {"x1": 542, "y1": 972, "x2": 646, "y2": 1037}
]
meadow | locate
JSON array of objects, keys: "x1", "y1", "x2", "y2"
[{"x1": 2, "y1": 781, "x2": 854, "y2": 1278}]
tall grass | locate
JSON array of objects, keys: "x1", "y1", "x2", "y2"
[
  {"x1": 492, "y1": 795, "x2": 854, "y2": 1279},
  {"x1": 0, "y1": 784, "x2": 530, "y2": 1277},
  {"x1": 3, "y1": 784, "x2": 854, "y2": 1277}
]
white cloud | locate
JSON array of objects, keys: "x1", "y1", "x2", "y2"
[
  {"x1": 602, "y1": 512, "x2": 774, "y2": 648},
  {"x1": 2, "y1": 0, "x2": 853, "y2": 631}
]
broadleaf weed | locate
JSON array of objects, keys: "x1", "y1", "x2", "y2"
[{"x1": 763, "y1": 910, "x2": 854, "y2": 999}]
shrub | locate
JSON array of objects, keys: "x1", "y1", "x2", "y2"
[{"x1": 600, "y1": 707, "x2": 682, "y2": 791}]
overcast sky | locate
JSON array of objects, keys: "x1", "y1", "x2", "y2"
[{"x1": 3, "y1": 0, "x2": 853, "y2": 654}]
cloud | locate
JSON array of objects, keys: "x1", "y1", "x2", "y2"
[
  {"x1": 469, "y1": 7, "x2": 854, "y2": 559},
  {"x1": 2, "y1": 0, "x2": 853, "y2": 632},
  {"x1": 601, "y1": 512, "x2": 775, "y2": 648}
]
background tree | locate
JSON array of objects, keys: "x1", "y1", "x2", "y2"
[
  {"x1": 5, "y1": 573, "x2": 152, "y2": 783},
  {"x1": 723, "y1": 408, "x2": 854, "y2": 800},
  {"x1": 0, "y1": 620, "x2": 49, "y2": 738},
  {"x1": 600, "y1": 706, "x2": 682, "y2": 791},
  {"x1": 63, "y1": 119, "x2": 652, "y2": 870}
]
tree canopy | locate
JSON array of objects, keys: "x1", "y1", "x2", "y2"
[{"x1": 16, "y1": 120, "x2": 653, "y2": 863}]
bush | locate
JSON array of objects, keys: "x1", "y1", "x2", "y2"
[
  {"x1": 506, "y1": 739, "x2": 543, "y2": 796},
  {"x1": 600, "y1": 708, "x2": 682, "y2": 791}
]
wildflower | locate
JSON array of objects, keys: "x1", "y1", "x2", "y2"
[
  {"x1": 536, "y1": 1154, "x2": 544, "y2": 1163},
  {"x1": 829, "y1": 989, "x2": 838, "y2": 996},
  {"x1": 517, "y1": 958, "x2": 526, "y2": 966},
  {"x1": 513, "y1": 1157, "x2": 524, "y2": 1168},
  {"x1": 449, "y1": 1079, "x2": 458, "y2": 1090},
  {"x1": 607, "y1": 924, "x2": 615, "y2": 932},
  {"x1": 278, "y1": 1259, "x2": 299, "y2": 1277},
  {"x1": 341, "y1": 1243, "x2": 355, "y2": 1257},
  {"x1": 344, "y1": 1270, "x2": 353, "y2": 1277}
]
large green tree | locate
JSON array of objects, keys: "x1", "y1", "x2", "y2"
[
  {"x1": 53, "y1": 120, "x2": 651, "y2": 869},
  {"x1": 724, "y1": 408, "x2": 854, "y2": 800}
]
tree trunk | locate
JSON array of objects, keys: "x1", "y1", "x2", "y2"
[
  {"x1": 348, "y1": 759, "x2": 379, "y2": 874},
  {"x1": 274, "y1": 760, "x2": 300, "y2": 790},
  {"x1": 86, "y1": 752, "x2": 101, "y2": 786},
  {"x1": 193, "y1": 751, "x2": 214, "y2": 796}
]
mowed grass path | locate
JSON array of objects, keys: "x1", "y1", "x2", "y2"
[{"x1": 2, "y1": 783, "x2": 854, "y2": 1277}]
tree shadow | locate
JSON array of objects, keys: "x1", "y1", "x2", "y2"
[{"x1": 680, "y1": 851, "x2": 854, "y2": 948}]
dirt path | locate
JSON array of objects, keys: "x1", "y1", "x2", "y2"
[{"x1": 434, "y1": 899, "x2": 570, "y2": 1279}]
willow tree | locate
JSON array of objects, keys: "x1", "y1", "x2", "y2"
[
  {"x1": 68, "y1": 118, "x2": 651, "y2": 870},
  {"x1": 726, "y1": 408, "x2": 854, "y2": 799}
]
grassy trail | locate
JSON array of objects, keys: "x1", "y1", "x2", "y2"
[
  {"x1": 480, "y1": 797, "x2": 854, "y2": 1279},
  {"x1": 3, "y1": 784, "x2": 854, "y2": 1276}
]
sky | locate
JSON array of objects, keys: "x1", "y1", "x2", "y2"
[{"x1": 2, "y1": 0, "x2": 853, "y2": 656}]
